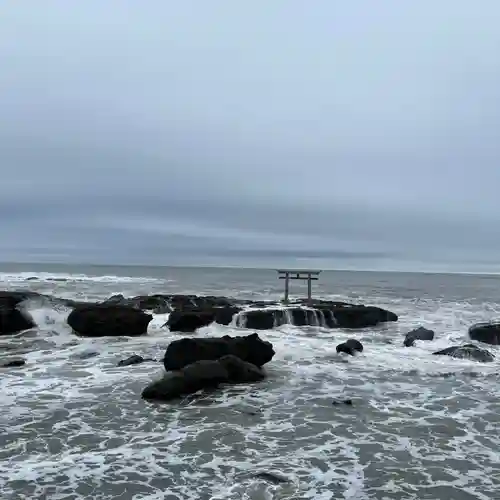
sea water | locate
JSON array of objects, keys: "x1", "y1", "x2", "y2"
[{"x1": 0, "y1": 264, "x2": 499, "y2": 499}]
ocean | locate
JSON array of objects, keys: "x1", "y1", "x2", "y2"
[{"x1": 1, "y1": 263, "x2": 499, "y2": 500}]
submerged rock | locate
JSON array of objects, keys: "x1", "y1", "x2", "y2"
[
  {"x1": 163, "y1": 333, "x2": 275, "y2": 371},
  {"x1": 0, "y1": 291, "x2": 36, "y2": 335},
  {"x1": 468, "y1": 322, "x2": 500, "y2": 345},
  {"x1": 336, "y1": 339, "x2": 364, "y2": 356},
  {"x1": 432, "y1": 344, "x2": 494, "y2": 363},
  {"x1": 403, "y1": 327, "x2": 435, "y2": 347},
  {"x1": 67, "y1": 304, "x2": 152, "y2": 337},
  {"x1": 0, "y1": 357, "x2": 26, "y2": 368},
  {"x1": 253, "y1": 471, "x2": 291, "y2": 484},
  {"x1": 117, "y1": 354, "x2": 156, "y2": 367}
]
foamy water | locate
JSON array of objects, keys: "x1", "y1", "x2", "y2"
[{"x1": 1, "y1": 266, "x2": 500, "y2": 499}]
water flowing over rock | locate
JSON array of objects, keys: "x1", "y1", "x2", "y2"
[
  {"x1": 67, "y1": 305, "x2": 153, "y2": 337},
  {"x1": 0, "y1": 291, "x2": 36, "y2": 335},
  {"x1": 468, "y1": 322, "x2": 500, "y2": 345},
  {"x1": 403, "y1": 327, "x2": 435, "y2": 347},
  {"x1": 236, "y1": 304, "x2": 397, "y2": 330},
  {"x1": 432, "y1": 344, "x2": 494, "y2": 363},
  {"x1": 163, "y1": 333, "x2": 275, "y2": 371}
]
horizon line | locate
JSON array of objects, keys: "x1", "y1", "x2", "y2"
[{"x1": 0, "y1": 259, "x2": 500, "y2": 277}]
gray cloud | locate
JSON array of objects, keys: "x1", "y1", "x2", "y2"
[{"x1": 1, "y1": 1, "x2": 500, "y2": 271}]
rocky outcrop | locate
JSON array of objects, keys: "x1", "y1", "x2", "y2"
[
  {"x1": 236, "y1": 304, "x2": 397, "y2": 330},
  {"x1": 432, "y1": 344, "x2": 494, "y2": 363},
  {"x1": 163, "y1": 333, "x2": 275, "y2": 371},
  {"x1": 0, "y1": 291, "x2": 36, "y2": 335},
  {"x1": 468, "y1": 322, "x2": 500, "y2": 345},
  {"x1": 336, "y1": 339, "x2": 364, "y2": 355},
  {"x1": 142, "y1": 355, "x2": 265, "y2": 402},
  {"x1": 67, "y1": 305, "x2": 153, "y2": 337},
  {"x1": 403, "y1": 327, "x2": 435, "y2": 347},
  {"x1": 104, "y1": 294, "x2": 238, "y2": 313},
  {"x1": 166, "y1": 307, "x2": 241, "y2": 332}
]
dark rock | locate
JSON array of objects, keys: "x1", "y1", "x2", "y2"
[
  {"x1": 404, "y1": 327, "x2": 435, "y2": 347},
  {"x1": 163, "y1": 333, "x2": 275, "y2": 371},
  {"x1": 166, "y1": 310, "x2": 215, "y2": 332},
  {"x1": 117, "y1": 354, "x2": 156, "y2": 367},
  {"x1": 0, "y1": 358, "x2": 26, "y2": 367},
  {"x1": 141, "y1": 359, "x2": 230, "y2": 401},
  {"x1": 166, "y1": 307, "x2": 241, "y2": 332},
  {"x1": 218, "y1": 354, "x2": 265, "y2": 383},
  {"x1": 468, "y1": 322, "x2": 500, "y2": 345},
  {"x1": 74, "y1": 350, "x2": 100, "y2": 360},
  {"x1": 253, "y1": 471, "x2": 290, "y2": 484},
  {"x1": 0, "y1": 291, "x2": 36, "y2": 335},
  {"x1": 237, "y1": 309, "x2": 276, "y2": 330},
  {"x1": 331, "y1": 306, "x2": 397, "y2": 328},
  {"x1": 336, "y1": 339, "x2": 363, "y2": 356},
  {"x1": 332, "y1": 399, "x2": 353, "y2": 405},
  {"x1": 433, "y1": 344, "x2": 494, "y2": 363},
  {"x1": 236, "y1": 304, "x2": 397, "y2": 330},
  {"x1": 103, "y1": 294, "x2": 172, "y2": 314},
  {"x1": 67, "y1": 304, "x2": 152, "y2": 337}
]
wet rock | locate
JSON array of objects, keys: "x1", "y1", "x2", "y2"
[
  {"x1": 117, "y1": 354, "x2": 156, "y2": 367},
  {"x1": 253, "y1": 471, "x2": 291, "y2": 484},
  {"x1": 67, "y1": 304, "x2": 152, "y2": 337},
  {"x1": 468, "y1": 322, "x2": 500, "y2": 345},
  {"x1": 0, "y1": 291, "x2": 36, "y2": 335},
  {"x1": 142, "y1": 355, "x2": 266, "y2": 402},
  {"x1": 404, "y1": 326, "x2": 435, "y2": 347},
  {"x1": 331, "y1": 305, "x2": 397, "y2": 328},
  {"x1": 237, "y1": 309, "x2": 276, "y2": 330},
  {"x1": 163, "y1": 333, "x2": 275, "y2": 371},
  {"x1": 218, "y1": 354, "x2": 265, "y2": 383},
  {"x1": 166, "y1": 307, "x2": 240, "y2": 333},
  {"x1": 332, "y1": 399, "x2": 353, "y2": 405},
  {"x1": 74, "y1": 350, "x2": 100, "y2": 360},
  {"x1": 103, "y1": 294, "x2": 172, "y2": 314},
  {"x1": 142, "y1": 359, "x2": 230, "y2": 401},
  {"x1": 432, "y1": 344, "x2": 494, "y2": 363},
  {"x1": 166, "y1": 310, "x2": 215, "y2": 332},
  {"x1": 336, "y1": 339, "x2": 364, "y2": 356},
  {"x1": 0, "y1": 357, "x2": 26, "y2": 367},
  {"x1": 236, "y1": 304, "x2": 397, "y2": 330}
]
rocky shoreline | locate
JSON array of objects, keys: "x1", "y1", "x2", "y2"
[
  {"x1": 1, "y1": 289, "x2": 499, "y2": 402},
  {"x1": 0, "y1": 290, "x2": 399, "y2": 335}
]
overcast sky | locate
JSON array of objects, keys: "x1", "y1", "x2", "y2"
[{"x1": 1, "y1": 1, "x2": 500, "y2": 272}]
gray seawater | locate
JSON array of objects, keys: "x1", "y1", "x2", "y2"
[{"x1": 1, "y1": 263, "x2": 500, "y2": 499}]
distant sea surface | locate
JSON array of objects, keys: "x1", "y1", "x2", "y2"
[{"x1": 1, "y1": 262, "x2": 500, "y2": 499}]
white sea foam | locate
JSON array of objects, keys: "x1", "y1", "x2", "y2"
[
  {"x1": 1, "y1": 272, "x2": 500, "y2": 499},
  {"x1": 0, "y1": 271, "x2": 162, "y2": 284}
]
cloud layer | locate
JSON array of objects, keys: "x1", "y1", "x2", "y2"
[{"x1": 1, "y1": 1, "x2": 500, "y2": 271}]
